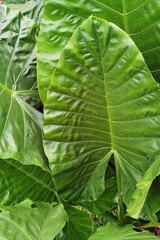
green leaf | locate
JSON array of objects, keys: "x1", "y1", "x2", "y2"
[
  {"x1": 63, "y1": 205, "x2": 92, "y2": 240},
  {"x1": 0, "y1": 158, "x2": 55, "y2": 205},
  {"x1": 43, "y1": 15, "x2": 160, "y2": 216},
  {"x1": 0, "y1": 200, "x2": 68, "y2": 240},
  {"x1": 88, "y1": 222, "x2": 159, "y2": 240},
  {"x1": 127, "y1": 154, "x2": 160, "y2": 221},
  {"x1": 0, "y1": 6, "x2": 47, "y2": 169},
  {"x1": 37, "y1": 0, "x2": 160, "y2": 102}
]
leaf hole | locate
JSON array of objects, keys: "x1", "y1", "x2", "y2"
[
  {"x1": 31, "y1": 203, "x2": 38, "y2": 208},
  {"x1": 133, "y1": 228, "x2": 143, "y2": 232}
]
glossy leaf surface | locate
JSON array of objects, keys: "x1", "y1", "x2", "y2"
[
  {"x1": 37, "y1": 0, "x2": 160, "y2": 102},
  {"x1": 4, "y1": 0, "x2": 43, "y2": 25},
  {"x1": 0, "y1": 158, "x2": 55, "y2": 205},
  {"x1": 44, "y1": 15, "x2": 160, "y2": 213},
  {"x1": 0, "y1": 6, "x2": 47, "y2": 169},
  {"x1": 88, "y1": 222, "x2": 158, "y2": 240},
  {"x1": 0, "y1": 200, "x2": 68, "y2": 240}
]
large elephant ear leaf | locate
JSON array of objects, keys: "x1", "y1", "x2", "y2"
[
  {"x1": 0, "y1": 6, "x2": 47, "y2": 169},
  {"x1": 44, "y1": 15, "x2": 160, "y2": 209}
]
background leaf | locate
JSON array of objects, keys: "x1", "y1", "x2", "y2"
[
  {"x1": 0, "y1": 158, "x2": 55, "y2": 205},
  {"x1": 88, "y1": 222, "x2": 159, "y2": 240},
  {"x1": 0, "y1": 200, "x2": 68, "y2": 240},
  {"x1": 43, "y1": 15, "x2": 160, "y2": 220},
  {"x1": 144, "y1": 176, "x2": 160, "y2": 222},
  {"x1": 4, "y1": 0, "x2": 43, "y2": 25},
  {"x1": 0, "y1": 6, "x2": 47, "y2": 169},
  {"x1": 37, "y1": 0, "x2": 160, "y2": 102},
  {"x1": 81, "y1": 166, "x2": 118, "y2": 215},
  {"x1": 63, "y1": 204, "x2": 92, "y2": 240}
]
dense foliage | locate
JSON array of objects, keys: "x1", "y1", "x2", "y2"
[{"x1": 1, "y1": 0, "x2": 160, "y2": 239}]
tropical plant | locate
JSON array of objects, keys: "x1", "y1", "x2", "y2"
[{"x1": 1, "y1": 0, "x2": 160, "y2": 239}]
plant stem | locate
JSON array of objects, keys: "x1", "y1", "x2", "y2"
[
  {"x1": 122, "y1": 0, "x2": 129, "y2": 33},
  {"x1": 114, "y1": 151, "x2": 126, "y2": 220}
]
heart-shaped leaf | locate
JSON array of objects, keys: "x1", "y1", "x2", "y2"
[{"x1": 43, "y1": 16, "x2": 160, "y2": 219}]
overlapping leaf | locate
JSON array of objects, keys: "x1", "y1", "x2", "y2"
[
  {"x1": 0, "y1": 6, "x2": 47, "y2": 169},
  {"x1": 88, "y1": 222, "x2": 159, "y2": 240},
  {"x1": 128, "y1": 154, "x2": 160, "y2": 221},
  {"x1": 81, "y1": 166, "x2": 118, "y2": 215},
  {"x1": 37, "y1": 0, "x2": 160, "y2": 102},
  {"x1": 0, "y1": 158, "x2": 55, "y2": 205},
  {"x1": 0, "y1": 200, "x2": 68, "y2": 240},
  {"x1": 43, "y1": 15, "x2": 160, "y2": 217}
]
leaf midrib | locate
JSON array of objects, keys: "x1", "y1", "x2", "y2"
[
  {"x1": 122, "y1": 0, "x2": 129, "y2": 33},
  {"x1": 91, "y1": 19, "x2": 115, "y2": 151},
  {"x1": 0, "y1": 82, "x2": 12, "y2": 94}
]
